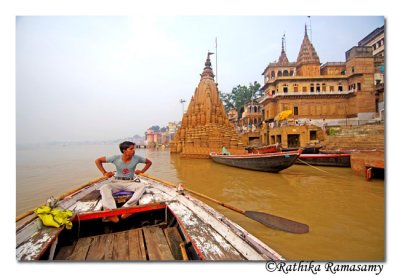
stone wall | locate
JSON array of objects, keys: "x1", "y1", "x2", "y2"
[{"x1": 324, "y1": 124, "x2": 384, "y2": 150}]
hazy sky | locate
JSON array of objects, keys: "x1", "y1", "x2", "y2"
[{"x1": 16, "y1": 16, "x2": 384, "y2": 144}]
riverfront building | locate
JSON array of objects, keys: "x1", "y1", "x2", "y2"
[{"x1": 258, "y1": 26, "x2": 381, "y2": 147}]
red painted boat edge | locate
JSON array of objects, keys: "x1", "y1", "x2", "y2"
[{"x1": 72, "y1": 202, "x2": 167, "y2": 221}]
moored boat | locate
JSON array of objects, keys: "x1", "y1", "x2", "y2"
[
  {"x1": 16, "y1": 175, "x2": 286, "y2": 261},
  {"x1": 209, "y1": 149, "x2": 302, "y2": 173},
  {"x1": 282, "y1": 145, "x2": 322, "y2": 154},
  {"x1": 296, "y1": 153, "x2": 351, "y2": 167},
  {"x1": 246, "y1": 143, "x2": 282, "y2": 154}
]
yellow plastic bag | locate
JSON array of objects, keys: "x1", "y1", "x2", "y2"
[{"x1": 34, "y1": 206, "x2": 73, "y2": 230}]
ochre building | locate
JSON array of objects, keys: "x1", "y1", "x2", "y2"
[
  {"x1": 170, "y1": 53, "x2": 245, "y2": 158},
  {"x1": 258, "y1": 26, "x2": 378, "y2": 147},
  {"x1": 260, "y1": 26, "x2": 377, "y2": 126}
]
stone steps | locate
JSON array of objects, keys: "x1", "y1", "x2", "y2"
[{"x1": 324, "y1": 124, "x2": 385, "y2": 150}]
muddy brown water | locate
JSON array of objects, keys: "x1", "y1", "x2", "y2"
[{"x1": 16, "y1": 144, "x2": 384, "y2": 260}]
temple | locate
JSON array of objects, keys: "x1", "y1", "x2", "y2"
[{"x1": 170, "y1": 52, "x2": 245, "y2": 158}]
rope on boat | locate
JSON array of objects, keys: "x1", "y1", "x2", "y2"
[{"x1": 296, "y1": 158, "x2": 330, "y2": 174}]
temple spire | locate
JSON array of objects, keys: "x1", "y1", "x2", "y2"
[
  {"x1": 278, "y1": 34, "x2": 289, "y2": 65},
  {"x1": 200, "y1": 51, "x2": 215, "y2": 80},
  {"x1": 296, "y1": 26, "x2": 320, "y2": 66}
]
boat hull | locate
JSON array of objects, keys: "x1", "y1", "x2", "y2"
[
  {"x1": 210, "y1": 150, "x2": 301, "y2": 172},
  {"x1": 16, "y1": 176, "x2": 284, "y2": 261}
]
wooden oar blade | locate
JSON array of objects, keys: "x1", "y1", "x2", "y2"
[{"x1": 245, "y1": 211, "x2": 309, "y2": 234}]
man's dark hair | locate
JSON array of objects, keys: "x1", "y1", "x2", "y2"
[{"x1": 119, "y1": 141, "x2": 136, "y2": 153}]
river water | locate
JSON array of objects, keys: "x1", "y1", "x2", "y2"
[{"x1": 16, "y1": 144, "x2": 384, "y2": 260}]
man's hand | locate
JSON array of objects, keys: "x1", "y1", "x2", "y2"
[
  {"x1": 135, "y1": 170, "x2": 143, "y2": 175},
  {"x1": 103, "y1": 171, "x2": 115, "y2": 178}
]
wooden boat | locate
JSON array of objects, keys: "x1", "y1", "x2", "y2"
[
  {"x1": 319, "y1": 148, "x2": 377, "y2": 154},
  {"x1": 246, "y1": 143, "x2": 282, "y2": 154},
  {"x1": 16, "y1": 175, "x2": 285, "y2": 261},
  {"x1": 296, "y1": 153, "x2": 351, "y2": 167},
  {"x1": 282, "y1": 145, "x2": 322, "y2": 154},
  {"x1": 209, "y1": 149, "x2": 302, "y2": 173}
]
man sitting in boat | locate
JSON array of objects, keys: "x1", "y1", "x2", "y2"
[
  {"x1": 95, "y1": 141, "x2": 152, "y2": 223},
  {"x1": 222, "y1": 146, "x2": 230, "y2": 155}
]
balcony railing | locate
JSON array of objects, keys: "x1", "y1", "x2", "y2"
[{"x1": 259, "y1": 89, "x2": 355, "y2": 102}]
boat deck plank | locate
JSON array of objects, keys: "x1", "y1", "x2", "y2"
[
  {"x1": 127, "y1": 229, "x2": 147, "y2": 260},
  {"x1": 86, "y1": 235, "x2": 106, "y2": 260},
  {"x1": 112, "y1": 231, "x2": 129, "y2": 260},
  {"x1": 67, "y1": 236, "x2": 93, "y2": 260},
  {"x1": 143, "y1": 226, "x2": 175, "y2": 260},
  {"x1": 63, "y1": 226, "x2": 177, "y2": 261}
]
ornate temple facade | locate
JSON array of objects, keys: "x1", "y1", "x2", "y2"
[
  {"x1": 258, "y1": 26, "x2": 378, "y2": 147},
  {"x1": 170, "y1": 53, "x2": 245, "y2": 158}
]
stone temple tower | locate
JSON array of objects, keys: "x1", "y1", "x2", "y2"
[
  {"x1": 170, "y1": 52, "x2": 245, "y2": 158},
  {"x1": 296, "y1": 25, "x2": 321, "y2": 77}
]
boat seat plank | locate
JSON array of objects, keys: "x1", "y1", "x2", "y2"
[
  {"x1": 127, "y1": 228, "x2": 146, "y2": 260},
  {"x1": 143, "y1": 226, "x2": 174, "y2": 260},
  {"x1": 79, "y1": 189, "x2": 101, "y2": 201},
  {"x1": 67, "y1": 236, "x2": 93, "y2": 260},
  {"x1": 163, "y1": 227, "x2": 184, "y2": 260}
]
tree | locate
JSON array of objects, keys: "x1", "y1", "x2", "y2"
[
  {"x1": 221, "y1": 81, "x2": 262, "y2": 114},
  {"x1": 150, "y1": 125, "x2": 160, "y2": 132}
]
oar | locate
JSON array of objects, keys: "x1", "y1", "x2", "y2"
[
  {"x1": 16, "y1": 175, "x2": 109, "y2": 222},
  {"x1": 141, "y1": 173, "x2": 309, "y2": 234}
]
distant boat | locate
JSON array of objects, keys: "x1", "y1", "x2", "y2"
[
  {"x1": 209, "y1": 149, "x2": 302, "y2": 173},
  {"x1": 296, "y1": 153, "x2": 351, "y2": 167},
  {"x1": 246, "y1": 143, "x2": 282, "y2": 154}
]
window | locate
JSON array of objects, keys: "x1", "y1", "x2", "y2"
[
  {"x1": 302, "y1": 86, "x2": 307, "y2": 92},
  {"x1": 294, "y1": 106, "x2": 299, "y2": 115},
  {"x1": 283, "y1": 70, "x2": 289, "y2": 76},
  {"x1": 322, "y1": 83, "x2": 326, "y2": 92},
  {"x1": 352, "y1": 66, "x2": 355, "y2": 73},
  {"x1": 316, "y1": 83, "x2": 320, "y2": 92},
  {"x1": 283, "y1": 84, "x2": 288, "y2": 93},
  {"x1": 310, "y1": 84, "x2": 314, "y2": 92},
  {"x1": 310, "y1": 131, "x2": 317, "y2": 140},
  {"x1": 278, "y1": 71, "x2": 282, "y2": 77},
  {"x1": 338, "y1": 85, "x2": 343, "y2": 92},
  {"x1": 294, "y1": 84, "x2": 298, "y2": 92},
  {"x1": 330, "y1": 86, "x2": 334, "y2": 92},
  {"x1": 357, "y1": 83, "x2": 362, "y2": 91}
]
